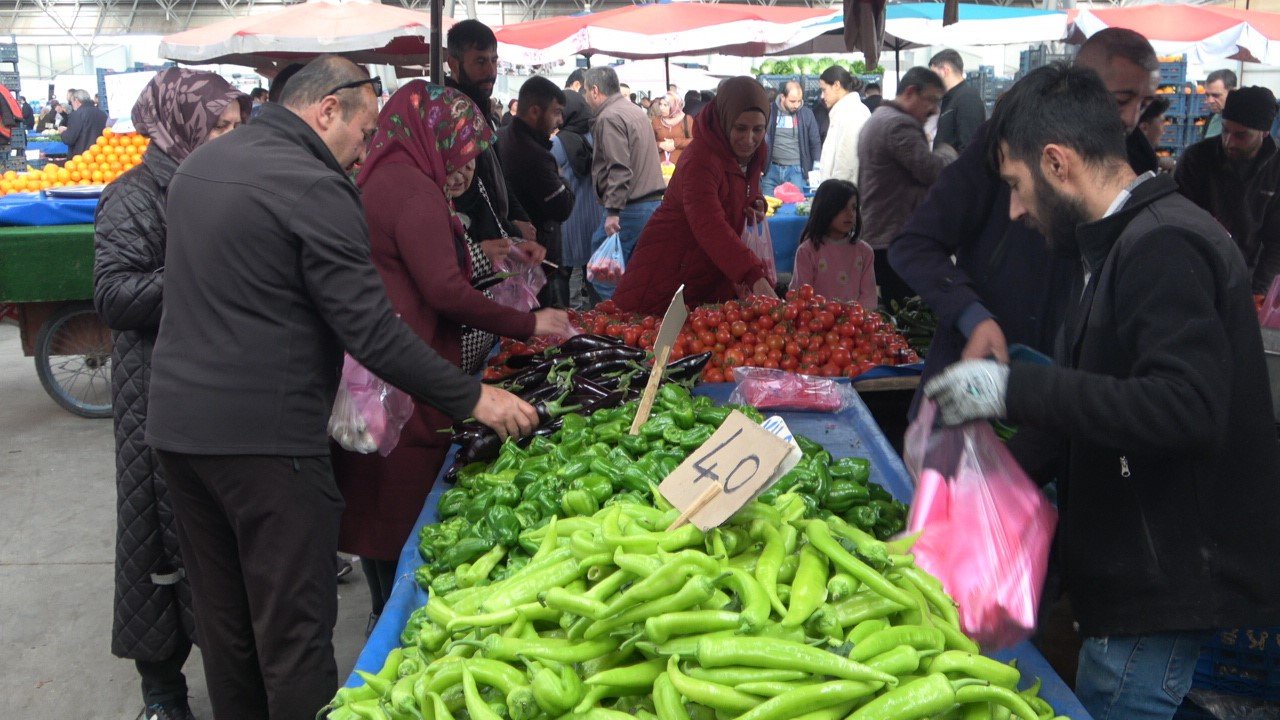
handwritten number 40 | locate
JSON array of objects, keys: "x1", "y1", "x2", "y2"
[{"x1": 691, "y1": 427, "x2": 762, "y2": 494}]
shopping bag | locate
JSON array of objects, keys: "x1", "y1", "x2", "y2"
[
  {"x1": 727, "y1": 366, "x2": 854, "y2": 413},
  {"x1": 741, "y1": 220, "x2": 777, "y2": 286},
  {"x1": 489, "y1": 242, "x2": 547, "y2": 313},
  {"x1": 327, "y1": 355, "x2": 415, "y2": 456},
  {"x1": 902, "y1": 400, "x2": 1058, "y2": 650},
  {"x1": 773, "y1": 182, "x2": 806, "y2": 204},
  {"x1": 586, "y1": 233, "x2": 626, "y2": 287}
]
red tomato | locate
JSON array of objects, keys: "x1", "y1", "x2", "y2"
[
  {"x1": 780, "y1": 356, "x2": 799, "y2": 371},
  {"x1": 755, "y1": 314, "x2": 775, "y2": 331},
  {"x1": 642, "y1": 316, "x2": 657, "y2": 329},
  {"x1": 730, "y1": 321, "x2": 748, "y2": 337},
  {"x1": 766, "y1": 335, "x2": 785, "y2": 351},
  {"x1": 783, "y1": 305, "x2": 799, "y2": 321},
  {"x1": 705, "y1": 311, "x2": 724, "y2": 326},
  {"x1": 824, "y1": 331, "x2": 841, "y2": 347},
  {"x1": 716, "y1": 329, "x2": 732, "y2": 345},
  {"x1": 785, "y1": 341, "x2": 802, "y2": 357},
  {"x1": 831, "y1": 348, "x2": 852, "y2": 368},
  {"x1": 741, "y1": 332, "x2": 758, "y2": 346},
  {"x1": 724, "y1": 349, "x2": 745, "y2": 367},
  {"x1": 767, "y1": 348, "x2": 783, "y2": 362},
  {"x1": 762, "y1": 359, "x2": 781, "y2": 370},
  {"x1": 704, "y1": 368, "x2": 725, "y2": 383},
  {"x1": 820, "y1": 363, "x2": 841, "y2": 377},
  {"x1": 725, "y1": 310, "x2": 741, "y2": 325}
]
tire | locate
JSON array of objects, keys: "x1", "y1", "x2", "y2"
[{"x1": 34, "y1": 302, "x2": 112, "y2": 418}]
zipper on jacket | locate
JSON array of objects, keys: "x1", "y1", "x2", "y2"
[{"x1": 1120, "y1": 456, "x2": 1131, "y2": 478}]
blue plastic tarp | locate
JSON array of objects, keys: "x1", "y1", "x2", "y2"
[
  {"x1": 28, "y1": 140, "x2": 69, "y2": 155},
  {"x1": 766, "y1": 203, "x2": 807, "y2": 275},
  {"x1": 0, "y1": 192, "x2": 98, "y2": 226},
  {"x1": 345, "y1": 387, "x2": 1091, "y2": 720}
]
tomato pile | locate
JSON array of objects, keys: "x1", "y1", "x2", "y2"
[{"x1": 488, "y1": 287, "x2": 920, "y2": 383}]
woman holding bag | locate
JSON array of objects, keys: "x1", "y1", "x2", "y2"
[
  {"x1": 333, "y1": 82, "x2": 571, "y2": 628},
  {"x1": 613, "y1": 77, "x2": 777, "y2": 314}
]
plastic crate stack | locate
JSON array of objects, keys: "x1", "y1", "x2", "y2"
[
  {"x1": 0, "y1": 42, "x2": 24, "y2": 173},
  {"x1": 1016, "y1": 44, "x2": 1073, "y2": 80},
  {"x1": 1154, "y1": 55, "x2": 1212, "y2": 159},
  {"x1": 757, "y1": 73, "x2": 884, "y2": 108},
  {"x1": 968, "y1": 66, "x2": 1014, "y2": 118}
]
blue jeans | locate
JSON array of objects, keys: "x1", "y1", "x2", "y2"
[
  {"x1": 1076, "y1": 632, "x2": 1209, "y2": 720},
  {"x1": 590, "y1": 199, "x2": 660, "y2": 300},
  {"x1": 761, "y1": 163, "x2": 807, "y2": 197}
]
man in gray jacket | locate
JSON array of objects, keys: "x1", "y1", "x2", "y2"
[
  {"x1": 857, "y1": 67, "x2": 957, "y2": 307},
  {"x1": 583, "y1": 66, "x2": 665, "y2": 298},
  {"x1": 147, "y1": 56, "x2": 536, "y2": 720}
]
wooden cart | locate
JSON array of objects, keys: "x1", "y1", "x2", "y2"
[{"x1": 0, "y1": 223, "x2": 111, "y2": 418}]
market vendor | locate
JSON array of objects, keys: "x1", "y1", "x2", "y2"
[
  {"x1": 335, "y1": 81, "x2": 572, "y2": 630},
  {"x1": 613, "y1": 77, "x2": 777, "y2": 314},
  {"x1": 926, "y1": 64, "x2": 1280, "y2": 720}
]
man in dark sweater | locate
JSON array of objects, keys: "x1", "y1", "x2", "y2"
[
  {"x1": 499, "y1": 76, "x2": 575, "y2": 307},
  {"x1": 928, "y1": 49, "x2": 985, "y2": 153},
  {"x1": 147, "y1": 56, "x2": 536, "y2": 720},
  {"x1": 60, "y1": 88, "x2": 107, "y2": 157},
  {"x1": 1176, "y1": 86, "x2": 1280, "y2": 294},
  {"x1": 890, "y1": 28, "x2": 1161, "y2": 412},
  {"x1": 927, "y1": 63, "x2": 1280, "y2": 720}
]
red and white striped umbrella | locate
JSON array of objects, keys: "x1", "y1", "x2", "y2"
[
  {"x1": 1070, "y1": 5, "x2": 1280, "y2": 65},
  {"x1": 495, "y1": 3, "x2": 841, "y2": 66},
  {"x1": 159, "y1": 0, "x2": 451, "y2": 67}
]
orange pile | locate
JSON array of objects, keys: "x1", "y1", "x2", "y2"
[{"x1": 0, "y1": 127, "x2": 148, "y2": 195}]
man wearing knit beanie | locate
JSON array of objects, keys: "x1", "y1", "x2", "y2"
[{"x1": 1176, "y1": 86, "x2": 1280, "y2": 293}]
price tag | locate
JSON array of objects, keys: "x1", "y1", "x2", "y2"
[
  {"x1": 659, "y1": 410, "x2": 792, "y2": 531},
  {"x1": 757, "y1": 416, "x2": 804, "y2": 499},
  {"x1": 629, "y1": 285, "x2": 688, "y2": 435}
]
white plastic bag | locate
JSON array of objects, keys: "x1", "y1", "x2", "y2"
[
  {"x1": 328, "y1": 355, "x2": 415, "y2": 456},
  {"x1": 741, "y1": 220, "x2": 777, "y2": 286},
  {"x1": 586, "y1": 233, "x2": 626, "y2": 287}
]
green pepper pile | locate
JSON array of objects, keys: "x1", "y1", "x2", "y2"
[
  {"x1": 326, "y1": 494, "x2": 1070, "y2": 720},
  {"x1": 417, "y1": 386, "x2": 906, "y2": 596}
]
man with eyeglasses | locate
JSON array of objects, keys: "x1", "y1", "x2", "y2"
[{"x1": 148, "y1": 55, "x2": 538, "y2": 720}]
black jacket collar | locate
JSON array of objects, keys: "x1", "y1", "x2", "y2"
[
  {"x1": 141, "y1": 144, "x2": 179, "y2": 190},
  {"x1": 1075, "y1": 172, "x2": 1178, "y2": 272},
  {"x1": 510, "y1": 116, "x2": 552, "y2": 150},
  {"x1": 254, "y1": 102, "x2": 345, "y2": 177}
]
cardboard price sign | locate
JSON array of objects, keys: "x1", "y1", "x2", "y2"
[
  {"x1": 630, "y1": 285, "x2": 688, "y2": 434},
  {"x1": 659, "y1": 410, "x2": 793, "y2": 531}
]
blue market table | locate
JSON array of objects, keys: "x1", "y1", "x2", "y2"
[
  {"x1": 343, "y1": 383, "x2": 1092, "y2": 720},
  {"x1": 768, "y1": 203, "x2": 807, "y2": 275}
]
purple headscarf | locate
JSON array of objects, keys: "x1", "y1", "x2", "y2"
[{"x1": 131, "y1": 68, "x2": 250, "y2": 163}]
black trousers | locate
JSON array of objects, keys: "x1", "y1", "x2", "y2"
[
  {"x1": 136, "y1": 640, "x2": 192, "y2": 707},
  {"x1": 361, "y1": 557, "x2": 397, "y2": 619},
  {"x1": 874, "y1": 248, "x2": 915, "y2": 309},
  {"x1": 158, "y1": 452, "x2": 344, "y2": 720}
]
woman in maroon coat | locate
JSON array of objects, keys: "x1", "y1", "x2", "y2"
[
  {"x1": 333, "y1": 82, "x2": 570, "y2": 624},
  {"x1": 614, "y1": 77, "x2": 780, "y2": 314}
]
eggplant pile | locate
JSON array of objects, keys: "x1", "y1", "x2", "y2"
[{"x1": 449, "y1": 335, "x2": 712, "y2": 469}]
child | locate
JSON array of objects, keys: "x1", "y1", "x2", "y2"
[{"x1": 789, "y1": 179, "x2": 877, "y2": 308}]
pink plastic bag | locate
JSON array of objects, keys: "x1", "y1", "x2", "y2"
[
  {"x1": 903, "y1": 400, "x2": 1057, "y2": 650},
  {"x1": 772, "y1": 182, "x2": 805, "y2": 204},
  {"x1": 727, "y1": 366, "x2": 853, "y2": 412},
  {"x1": 328, "y1": 355, "x2": 415, "y2": 456},
  {"x1": 490, "y1": 243, "x2": 547, "y2": 313}
]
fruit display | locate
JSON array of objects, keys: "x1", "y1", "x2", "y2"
[
  {"x1": 0, "y1": 127, "x2": 146, "y2": 195},
  {"x1": 326, "y1": 493, "x2": 1070, "y2": 720},
  {"x1": 488, "y1": 288, "x2": 920, "y2": 384}
]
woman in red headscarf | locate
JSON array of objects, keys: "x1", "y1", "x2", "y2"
[
  {"x1": 333, "y1": 81, "x2": 569, "y2": 625},
  {"x1": 615, "y1": 77, "x2": 780, "y2": 314}
]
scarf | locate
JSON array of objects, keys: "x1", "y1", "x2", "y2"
[
  {"x1": 660, "y1": 91, "x2": 687, "y2": 130},
  {"x1": 131, "y1": 68, "x2": 250, "y2": 163}
]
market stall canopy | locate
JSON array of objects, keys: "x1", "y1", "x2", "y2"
[
  {"x1": 780, "y1": 3, "x2": 1068, "y2": 56},
  {"x1": 1068, "y1": 5, "x2": 1280, "y2": 65},
  {"x1": 608, "y1": 59, "x2": 723, "y2": 94},
  {"x1": 494, "y1": 3, "x2": 841, "y2": 66},
  {"x1": 158, "y1": 0, "x2": 452, "y2": 68}
]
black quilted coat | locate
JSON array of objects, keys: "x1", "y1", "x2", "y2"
[{"x1": 93, "y1": 146, "x2": 195, "y2": 661}]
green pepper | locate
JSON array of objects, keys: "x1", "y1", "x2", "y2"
[
  {"x1": 562, "y1": 489, "x2": 600, "y2": 517},
  {"x1": 619, "y1": 433, "x2": 650, "y2": 456},
  {"x1": 513, "y1": 503, "x2": 541, "y2": 530},
  {"x1": 696, "y1": 406, "x2": 731, "y2": 426},
  {"x1": 824, "y1": 481, "x2": 870, "y2": 513},
  {"x1": 619, "y1": 463, "x2": 659, "y2": 495},
  {"x1": 556, "y1": 458, "x2": 593, "y2": 481},
  {"x1": 844, "y1": 504, "x2": 880, "y2": 531},
  {"x1": 670, "y1": 404, "x2": 697, "y2": 429},
  {"x1": 572, "y1": 474, "x2": 613, "y2": 504},
  {"x1": 561, "y1": 413, "x2": 589, "y2": 433},
  {"x1": 489, "y1": 483, "x2": 521, "y2": 508},
  {"x1": 442, "y1": 537, "x2": 492, "y2": 569},
  {"x1": 640, "y1": 415, "x2": 675, "y2": 439},
  {"x1": 829, "y1": 457, "x2": 871, "y2": 484},
  {"x1": 657, "y1": 383, "x2": 692, "y2": 410},
  {"x1": 590, "y1": 457, "x2": 624, "y2": 483},
  {"x1": 483, "y1": 506, "x2": 521, "y2": 547},
  {"x1": 438, "y1": 488, "x2": 471, "y2": 519}
]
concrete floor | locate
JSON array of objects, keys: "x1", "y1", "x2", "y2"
[{"x1": 0, "y1": 322, "x2": 372, "y2": 719}]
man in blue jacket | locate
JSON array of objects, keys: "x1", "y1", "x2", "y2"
[{"x1": 763, "y1": 80, "x2": 821, "y2": 196}]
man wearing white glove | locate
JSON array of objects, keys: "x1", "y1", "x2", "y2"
[{"x1": 925, "y1": 64, "x2": 1280, "y2": 720}]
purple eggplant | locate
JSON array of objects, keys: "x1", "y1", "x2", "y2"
[{"x1": 558, "y1": 334, "x2": 625, "y2": 354}]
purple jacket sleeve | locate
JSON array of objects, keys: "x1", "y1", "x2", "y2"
[{"x1": 888, "y1": 120, "x2": 1000, "y2": 333}]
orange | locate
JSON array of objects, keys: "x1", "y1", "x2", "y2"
[
  {"x1": 91, "y1": 170, "x2": 103, "y2": 183},
  {"x1": 109, "y1": 161, "x2": 122, "y2": 172},
  {"x1": 69, "y1": 171, "x2": 81, "y2": 182}
]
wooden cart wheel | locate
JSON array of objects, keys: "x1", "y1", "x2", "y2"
[{"x1": 34, "y1": 302, "x2": 112, "y2": 419}]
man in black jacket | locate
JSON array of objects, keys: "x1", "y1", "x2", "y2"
[
  {"x1": 1176, "y1": 86, "x2": 1280, "y2": 294},
  {"x1": 890, "y1": 29, "x2": 1160, "y2": 413},
  {"x1": 61, "y1": 88, "x2": 107, "y2": 157},
  {"x1": 929, "y1": 49, "x2": 985, "y2": 153},
  {"x1": 147, "y1": 56, "x2": 537, "y2": 720},
  {"x1": 926, "y1": 63, "x2": 1280, "y2": 720},
  {"x1": 446, "y1": 19, "x2": 547, "y2": 268},
  {"x1": 499, "y1": 76, "x2": 575, "y2": 307}
]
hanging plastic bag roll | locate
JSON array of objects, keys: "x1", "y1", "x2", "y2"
[{"x1": 902, "y1": 400, "x2": 1058, "y2": 651}]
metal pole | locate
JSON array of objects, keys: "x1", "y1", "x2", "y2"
[
  {"x1": 431, "y1": 0, "x2": 443, "y2": 83},
  {"x1": 665, "y1": 55, "x2": 671, "y2": 90}
]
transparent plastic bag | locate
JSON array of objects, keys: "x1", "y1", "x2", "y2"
[
  {"x1": 727, "y1": 366, "x2": 854, "y2": 412},
  {"x1": 489, "y1": 243, "x2": 547, "y2": 313},
  {"x1": 902, "y1": 399, "x2": 1058, "y2": 650},
  {"x1": 328, "y1": 355, "x2": 415, "y2": 456},
  {"x1": 586, "y1": 233, "x2": 625, "y2": 287},
  {"x1": 741, "y1": 220, "x2": 777, "y2": 287}
]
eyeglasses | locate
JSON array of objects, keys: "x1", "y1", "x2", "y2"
[{"x1": 325, "y1": 76, "x2": 383, "y2": 99}]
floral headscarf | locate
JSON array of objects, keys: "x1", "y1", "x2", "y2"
[
  {"x1": 357, "y1": 80, "x2": 494, "y2": 239},
  {"x1": 661, "y1": 91, "x2": 687, "y2": 130},
  {"x1": 131, "y1": 68, "x2": 250, "y2": 163}
]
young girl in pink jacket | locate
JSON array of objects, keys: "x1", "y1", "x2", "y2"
[{"x1": 789, "y1": 179, "x2": 877, "y2": 308}]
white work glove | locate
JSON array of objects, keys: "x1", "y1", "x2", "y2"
[{"x1": 924, "y1": 359, "x2": 1011, "y2": 426}]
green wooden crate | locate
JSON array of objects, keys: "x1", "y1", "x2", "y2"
[{"x1": 0, "y1": 224, "x2": 96, "y2": 302}]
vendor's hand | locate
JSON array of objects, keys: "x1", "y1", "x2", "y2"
[
  {"x1": 659, "y1": 139, "x2": 676, "y2": 153},
  {"x1": 961, "y1": 319, "x2": 1010, "y2": 363},
  {"x1": 513, "y1": 220, "x2": 538, "y2": 243},
  {"x1": 750, "y1": 277, "x2": 778, "y2": 299},
  {"x1": 532, "y1": 308, "x2": 573, "y2": 337},
  {"x1": 604, "y1": 214, "x2": 622, "y2": 237},
  {"x1": 480, "y1": 237, "x2": 513, "y2": 267},
  {"x1": 746, "y1": 199, "x2": 768, "y2": 225},
  {"x1": 472, "y1": 384, "x2": 539, "y2": 440},
  {"x1": 924, "y1": 359, "x2": 1011, "y2": 426},
  {"x1": 519, "y1": 240, "x2": 548, "y2": 265}
]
